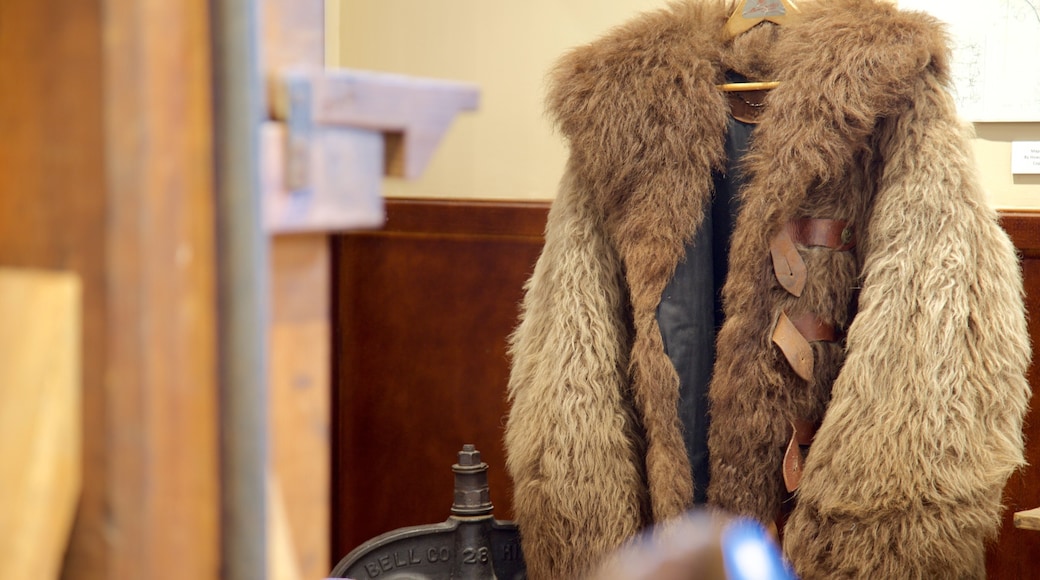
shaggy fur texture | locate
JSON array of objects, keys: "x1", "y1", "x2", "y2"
[{"x1": 504, "y1": 1, "x2": 1031, "y2": 578}]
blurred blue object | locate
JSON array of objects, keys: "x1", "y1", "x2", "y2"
[
  {"x1": 592, "y1": 510, "x2": 797, "y2": 580},
  {"x1": 721, "y1": 518, "x2": 796, "y2": 580}
]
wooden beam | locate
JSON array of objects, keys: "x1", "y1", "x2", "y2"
[
  {"x1": 261, "y1": 3, "x2": 330, "y2": 578},
  {"x1": 101, "y1": 0, "x2": 221, "y2": 577}
]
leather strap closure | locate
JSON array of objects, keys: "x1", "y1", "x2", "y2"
[
  {"x1": 773, "y1": 311, "x2": 834, "y2": 491},
  {"x1": 767, "y1": 218, "x2": 854, "y2": 494},
  {"x1": 770, "y1": 218, "x2": 856, "y2": 297},
  {"x1": 770, "y1": 228, "x2": 807, "y2": 297},
  {"x1": 787, "y1": 218, "x2": 856, "y2": 251},
  {"x1": 772, "y1": 311, "x2": 814, "y2": 381},
  {"x1": 782, "y1": 418, "x2": 819, "y2": 492},
  {"x1": 786, "y1": 311, "x2": 838, "y2": 343},
  {"x1": 771, "y1": 311, "x2": 838, "y2": 382}
]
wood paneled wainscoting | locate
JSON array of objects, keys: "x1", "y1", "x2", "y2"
[
  {"x1": 330, "y1": 200, "x2": 1040, "y2": 576},
  {"x1": 330, "y1": 199, "x2": 550, "y2": 559}
]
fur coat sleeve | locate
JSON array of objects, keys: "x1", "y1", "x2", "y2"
[
  {"x1": 779, "y1": 62, "x2": 1033, "y2": 580},
  {"x1": 504, "y1": 164, "x2": 649, "y2": 579},
  {"x1": 504, "y1": 1, "x2": 1032, "y2": 579}
]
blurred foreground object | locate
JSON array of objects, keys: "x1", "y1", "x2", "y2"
[
  {"x1": 595, "y1": 511, "x2": 794, "y2": 580},
  {"x1": 0, "y1": 269, "x2": 81, "y2": 579}
]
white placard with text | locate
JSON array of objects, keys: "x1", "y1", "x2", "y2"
[{"x1": 1011, "y1": 141, "x2": 1040, "y2": 175}]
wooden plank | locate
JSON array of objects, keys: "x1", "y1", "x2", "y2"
[
  {"x1": 0, "y1": 270, "x2": 82, "y2": 580},
  {"x1": 1014, "y1": 508, "x2": 1040, "y2": 532},
  {"x1": 102, "y1": 0, "x2": 221, "y2": 577},
  {"x1": 270, "y1": 235, "x2": 331, "y2": 580}
]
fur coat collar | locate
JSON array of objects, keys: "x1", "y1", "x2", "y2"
[{"x1": 505, "y1": 1, "x2": 1031, "y2": 578}]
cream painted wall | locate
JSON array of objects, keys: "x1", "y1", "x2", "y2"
[
  {"x1": 331, "y1": 1, "x2": 1040, "y2": 207},
  {"x1": 973, "y1": 125, "x2": 1040, "y2": 210}
]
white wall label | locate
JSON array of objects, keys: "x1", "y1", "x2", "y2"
[{"x1": 1011, "y1": 141, "x2": 1040, "y2": 175}]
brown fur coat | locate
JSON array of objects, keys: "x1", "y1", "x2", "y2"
[{"x1": 504, "y1": 0, "x2": 1031, "y2": 578}]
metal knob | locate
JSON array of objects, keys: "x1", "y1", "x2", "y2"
[{"x1": 451, "y1": 444, "x2": 493, "y2": 517}]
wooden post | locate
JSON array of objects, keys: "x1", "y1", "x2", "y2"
[
  {"x1": 261, "y1": 2, "x2": 330, "y2": 578},
  {"x1": 268, "y1": 234, "x2": 332, "y2": 580},
  {"x1": 101, "y1": 0, "x2": 222, "y2": 577}
]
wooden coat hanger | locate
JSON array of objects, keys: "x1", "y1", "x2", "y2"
[
  {"x1": 717, "y1": 80, "x2": 780, "y2": 92},
  {"x1": 724, "y1": 0, "x2": 800, "y2": 38},
  {"x1": 717, "y1": 0, "x2": 799, "y2": 92}
]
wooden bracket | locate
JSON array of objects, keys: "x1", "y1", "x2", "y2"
[{"x1": 262, "y1": 67, "x2": 480, "y2": 234}]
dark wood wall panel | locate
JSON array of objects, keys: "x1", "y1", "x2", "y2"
[
  {"x1": 331, "y1": 202, "x2": 1040, "y2": 575},
  {"x1": 987, "y1": 212, "x2": 1040, "y2": 578},
  {"x1": 331, "y1": 199, "x2": 550, "y2": 559}
]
